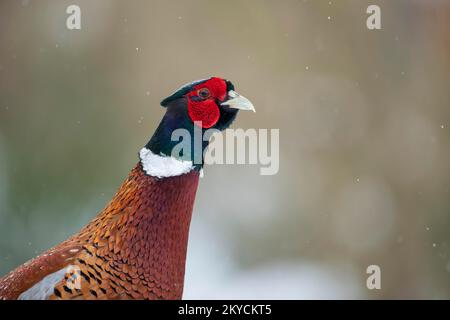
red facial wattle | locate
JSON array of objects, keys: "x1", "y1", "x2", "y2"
[{"x1": 187, "y1": 77, "x2": 228, "y2": 128}]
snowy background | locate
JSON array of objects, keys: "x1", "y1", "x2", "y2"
[{"x1": 0, "y1": 0, "x2": 449, "y2": 299}]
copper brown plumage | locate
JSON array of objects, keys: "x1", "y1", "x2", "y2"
[{"x1": 0, "y1": 163, "x2": 199, "y2": 300}]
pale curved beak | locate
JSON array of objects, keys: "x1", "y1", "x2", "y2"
[{"x1": 221, "y1": 90, "x2": 256, "y2": 112}]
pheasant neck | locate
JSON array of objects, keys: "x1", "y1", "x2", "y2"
[
  {"x1": 145, "y1": 100, "x2": 208, "y2": 168},
  {"x1": 78, "y1": 164, "x2": 200, "y2": 299}
]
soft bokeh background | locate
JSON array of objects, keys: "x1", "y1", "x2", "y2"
[{"x1": 0, "y1": 0, "x2": 449, "y2": 299}]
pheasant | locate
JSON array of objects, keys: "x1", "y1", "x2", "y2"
[{"x1": 0, "y1": 77, "x2": 255, "y2": 300}]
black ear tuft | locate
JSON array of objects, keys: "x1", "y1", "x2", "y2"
[
  {"x1": 225, "y1": 80, "x2": 235, "y2": 92},
  {"x1": 160, "y1": 86, "x2": 191, "y2": 107},
  {"x1": 160, "y1": 78, "x2": 210, "y2": 107}
]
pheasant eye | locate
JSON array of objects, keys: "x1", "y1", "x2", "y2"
[{"x1": 198, "y1": 88, "x2": 211, "y2": 99}]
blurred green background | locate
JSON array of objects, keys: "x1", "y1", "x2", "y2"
[{"x1": 0, "y1": 0, "x2": 449, "y2": 299}]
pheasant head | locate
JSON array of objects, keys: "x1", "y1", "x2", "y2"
[{"x1": 145, "y1": 77, "x2": 255, "y2": 173}]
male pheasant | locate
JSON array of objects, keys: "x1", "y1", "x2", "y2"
[{"x1": 0, "y1": 77, "x2": 255, "y2": 300}]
